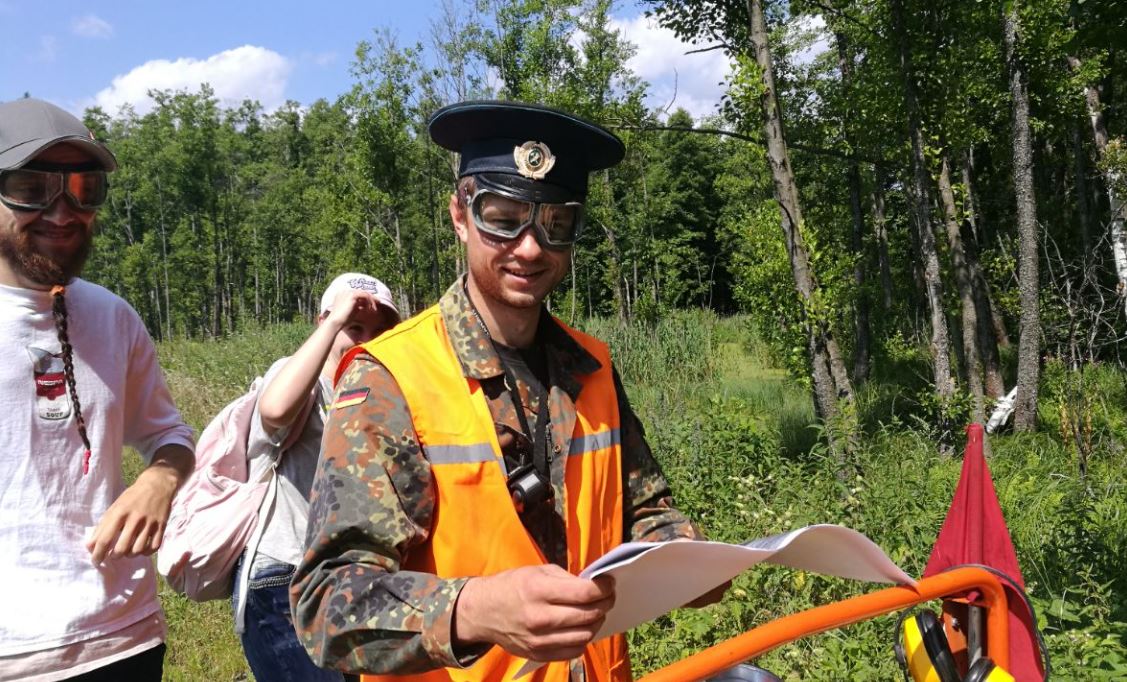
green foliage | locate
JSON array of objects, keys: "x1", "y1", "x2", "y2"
[
  {"x1": 81, "y1": 0, "x2": 754, "y2": 340},
  {"x1": 621, "y1": 315, "x2": 1127, "y2": 679},
  {"x1": 1098, "y1": 137, "x2": 1127, "y2": 193},
  {"x1": 157, "y1": 321, "x2": 311, "y2": 430},
  {"x1": 633, "y1": 404, "x2": 1127, "y2": 678},
  {"x1": 74, "y1": 0, "x2": 1127, "y2": 448},
  {"x1": 55, "y1": 0, "x2": 1127, "y2": 676},
  {"x1": 579, "y1": 309, "x2": 720, "y2": 388},
  {"x1": 148, "y1": 313, "x2": 1127, "y2": 679},
  {"x1": 1039, "y1": 359, "x2": 1127, "y2": 477}
]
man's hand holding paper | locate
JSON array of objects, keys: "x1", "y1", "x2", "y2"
[{"x1": 514, "y1": 524, "x2": 913, "y2": 678}]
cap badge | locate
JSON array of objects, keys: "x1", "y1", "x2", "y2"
[{"x1": 514, "y1": 141, "x2": 555, "y2": 180}]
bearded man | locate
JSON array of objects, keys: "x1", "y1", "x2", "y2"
[{"x1": 0, "y1": 98, "x2": 194, "y2": 682}]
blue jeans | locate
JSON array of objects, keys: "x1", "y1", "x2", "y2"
[{"x1": 233, "y1": 555, "x2": 344, "y2": 682}]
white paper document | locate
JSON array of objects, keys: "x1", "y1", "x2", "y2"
[{"x1": 514, "y1": 524, "x2": 914, "y2": 678}]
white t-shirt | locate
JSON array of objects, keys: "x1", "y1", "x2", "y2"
[
  {"x1": 0, "y1": 279, "x2": 195, "y2": 659},
  {"x1": 246, "y1": 356, "x2": 332, "y2": 569}
]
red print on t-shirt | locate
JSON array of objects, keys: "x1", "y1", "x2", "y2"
[{"x1": 28, "y1": 346, "x2": 71, "y2": 420}]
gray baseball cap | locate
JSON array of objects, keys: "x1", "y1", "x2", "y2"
[{"x1": 0, "y1": 98, "x2": 117, "y2": 171}]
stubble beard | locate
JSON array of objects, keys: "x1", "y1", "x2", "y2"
[
  {"x1": 0, "y1": 221, "x2": 92, "y2": 286},
  {"x1": 469, "y1": 256, "x2": 555, "y2": 312}
]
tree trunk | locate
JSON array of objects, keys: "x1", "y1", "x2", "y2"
[
  {"x1": 151, "y1": 285, "x2": 161, "y2": 341},
  {"x1": 836, "y1": 30, "x2": 871, "y2": 383},
  {"x1": 210, "y1": 208, "x2": 224, "y2": 338},
  {"x1": 1006, "y1": 6, "x2": 1041, "y2": 431},
  {"x1": 891, "y1": 0, "x2": 954, "y2": 408},
  {"x1": 871, "y1": 171, "x2": 894, "y2": 311},
  {"x1": 962, "y1": 150, "x2": 1011, "y2": 350},
  {"x1": 938, "y1": 153, "x2": 985, "y2": 420},
  {"x1": 275, "y1": 242, "x2": 284, "y2": 322},
  {"x1": 1071, "y1": 123, "x2": 1094, "y2": 263},
  {"x1": 959, "y1": 222, "x2": 1006, "y2": 399},
  {"x1": 747, "y1": 0, "x2": 855, "y2": 452},
  {"x1": 961, "y1": 148, "x2": 980, "y2": 241},
  {"x1": 121, "y1": 191, "x2": 135, "y2": 246},
  {"x1": 223, "y1": 210, "x2": 235, "y2": 333},
  {"x1": 637, "y1": 157, "x2": 648, "y2": 301},
  {"x1": 1068, "y1": 53, "x2": 1127, "y2": 315},
  {"x1": 252, "y1": 222, "x2": 261, "y2": 319},
  {"x1": 156, "y1": 181, "x2": 172, "y2": 340},
  {"x1": 570, "y1": 253, "x2": 577, "y2": 326},
  {"x1": 428, "y1": 143, "x2": 442, "y2": 299}
]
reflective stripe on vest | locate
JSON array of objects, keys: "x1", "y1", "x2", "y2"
[{"x1": 357, "y1": 305, "x2": 629, "y2": 682}]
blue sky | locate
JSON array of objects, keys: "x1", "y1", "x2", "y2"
[{"x1": 1, "y1": 0, "x2": 733, "y2": 121}]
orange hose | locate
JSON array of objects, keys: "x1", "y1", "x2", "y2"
[{"x1": 638, "y1": 567, "x2": 1009, "y2": 682}]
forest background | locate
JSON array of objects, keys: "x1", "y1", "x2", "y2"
[{"x1": 49, "y1": 0, "x2": 1127, "y2": 677}]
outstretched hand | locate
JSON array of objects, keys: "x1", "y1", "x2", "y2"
[
  {"x1": 453, "y1": 564, "x2": 616, "y2": 662},
  {"x1": 86, "y1": 445, "x2": 192, "y2": 564}
]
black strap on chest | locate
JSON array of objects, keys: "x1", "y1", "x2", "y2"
[
  {"x1": 463, "y1": 277, "x2": 552, "y2": 479},
  {"x1": 497, "y1": 358, "x2": 551, "y2": 480}
]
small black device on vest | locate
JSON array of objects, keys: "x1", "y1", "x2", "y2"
[
  {"x1": 496, "y1": 349, "x2": 553, "y2": 517},
  {"x1": 465, "y1": 279, "x2": 556, "y2": 518},
  {"x1": 504, "y1": 396, "x2": 553, "y2": 516},
  {"x1": 507, "y1": 462, "x2": 552, "y2": 513}
]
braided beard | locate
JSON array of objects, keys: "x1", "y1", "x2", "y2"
[{"x1": 0, "y1": 220, "x2": 92, "y2": 286}]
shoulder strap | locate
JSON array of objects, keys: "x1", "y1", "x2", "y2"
[
  {"x1": 235, "y1": 383, "x2": 318, "y2": 630},
  {"x1": 234, "y1": 471, "x2": 280, "y2": 633}
]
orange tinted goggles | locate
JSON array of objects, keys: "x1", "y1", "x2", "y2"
[{"x1": 0, "y1": 168, "x2": 108, "y2": 211}]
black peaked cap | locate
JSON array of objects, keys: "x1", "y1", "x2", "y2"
[{"x1": 428, "y1": 100, "x2": 625, "y2": 201}]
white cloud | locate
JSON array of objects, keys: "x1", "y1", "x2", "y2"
[
  {"x1": 35, "y1": 35, "x2": 58, "y2": 63},
  {"x1": 610, "y1": 14, "x2": 732, "y2": 122},
  {"x1": 90, "y1": 46, "x2": 293, "y2": 115},
  {"x1": 297, "y1": 50, "x2": 337, "y2": 68},
  {"x1": 311, "y1": 51, "x2": 336, "y2": 67},
  {"x1": 72, "y1": 15, "x2": 113, "y2": 39}
]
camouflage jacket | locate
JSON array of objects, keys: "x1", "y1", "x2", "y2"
[{"x1": 291, "y1": 279, "x2": 698, "y2": 678}]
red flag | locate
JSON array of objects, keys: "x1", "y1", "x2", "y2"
[{"x1": 923, "y1": 423, "x2": 1044, "y2": 681}]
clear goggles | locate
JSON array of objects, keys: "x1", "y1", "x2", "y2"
[
  {"x1": 465, "y1": 186, "x2": 585, "y2": 250},
  {"x1": 0, "y1": 168, "x2": 109, "y2": 212}
]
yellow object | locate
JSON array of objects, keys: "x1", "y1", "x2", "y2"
[
  {"x1": 898, "y1": 609, "x2": 1016, "y2": 682},
  {"x1": 902, "y1": 614, "x2": 940, "y2": 682},
  {"x1": 964, "y1": 657, "x2": 1016, "y2": 682},
  {"x1": 981, "y1": 666, "x2": 1015, "y2": 681},
  {"x1": 899, "y1": 611, "x2": 959, "y2": 682}
]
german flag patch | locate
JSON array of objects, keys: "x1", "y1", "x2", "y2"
[{"x1": 332, "y1": 388, "x2": 370, "y2": 410}]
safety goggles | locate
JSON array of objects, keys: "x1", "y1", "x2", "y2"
[
  {"x1": 465, "y1": 186, "x2": 585, "y2": 250},
  {"x1": 0, "y1": 168, "x2": 108, "y2": 212}
]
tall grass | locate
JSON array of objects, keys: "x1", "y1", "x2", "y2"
[
  {"x1": 128, "y1": 322, "x2": 313, "y2": 681},
  {"x1": 614, "y1": 316, "x2": 1127, "y2": 679},
  {"x1": 141, "y1": 312, "x2": 1126, "y2": 680},
  {"x1": 579, "y1": 309, "x2": 720, "y2": 388}
]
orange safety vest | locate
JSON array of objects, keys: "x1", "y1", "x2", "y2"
[{"x1": 351, "y1": 305, "x2": 630, "y2": 682}]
